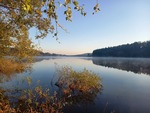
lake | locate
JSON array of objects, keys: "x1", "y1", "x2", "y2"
[{"x1": 1, "y1": 57, "x2": 150, "y2": 113}]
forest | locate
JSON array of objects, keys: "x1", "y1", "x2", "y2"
[{"x1": 92, "y1": 41, "x2": 150, "y2": 57}]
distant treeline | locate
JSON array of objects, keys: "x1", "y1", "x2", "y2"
[
  {"x1": 8, "y1": 48, "x2": 65, "y2": 56},
  {"x1": 38, "y1": 51, "x2": 66, "y2": 56},
  {"x1": 92, "y1": 41, "x2": 150, "y2": 57}
]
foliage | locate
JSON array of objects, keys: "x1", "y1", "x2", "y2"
[
  {"x1": 16, "y1": 87, "x2": 63, "y2": 113},
  {"x1": 0, "y1": 87, "x2": 64, "y2": 113},
  {"x1": 0, "y1": 0, "x2": 100, "y2": 59},
  {"x1": 0, "y1": 12, "x2": 38, "y2": 60},
  {"x1": 56, "y1": 66, "x2": 102, "y2": 94},
  {"x1": 93, "y1": 41, "x2": 150, "y2": 57},
  {"x1": 0, "y1": 66, "x2": 102, "y2": 113},
  {"x1": 55, "y1": 66, "x2": 102, "y2": 104},
  {"x1": 0, "y1": 89, "x2": 16, "y2": 113}
]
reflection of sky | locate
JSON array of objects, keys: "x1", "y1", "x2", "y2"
[{"x1": 1, "y1": 57, "x2": 150, "y2": 113}]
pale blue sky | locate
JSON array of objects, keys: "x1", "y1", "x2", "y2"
[{"x1": 29, "y1": 0, "x2": 150, "y2": 55}]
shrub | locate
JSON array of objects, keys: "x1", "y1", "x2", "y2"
[{"x1": 55, "y1": 66, "x2": 102, "y2": 104}]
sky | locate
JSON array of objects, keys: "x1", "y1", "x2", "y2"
[{"x1": 29, "y1": 0, "x2": 150, "y2": 55}]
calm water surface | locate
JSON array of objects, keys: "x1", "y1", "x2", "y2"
[{"x1": 1, "y1": 57, "x2": 150, "y2": 113}]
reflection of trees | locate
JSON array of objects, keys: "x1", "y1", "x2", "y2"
[
  {"x1": 92, "y1": 58, "x2": 150, "y2": 75},
  {"x1": 0, "y1": 59, "x2": 27, "y2": 83},
  {"x1": 33, "y1": 56, "x2": 65, "y2": 63},
  {"x1": 33, "y1": 56, "x2": 51, "y2": 63},
  {"x1": 0, "y1": 74, "x2": 14, "y2": 83},
  {"x1": 0, "y1": 57, "x2": 56, "y2": 83}
]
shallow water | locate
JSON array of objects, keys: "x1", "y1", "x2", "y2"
[{"x1": 1, "y1": 57, "x2": 150, "y2": 113}]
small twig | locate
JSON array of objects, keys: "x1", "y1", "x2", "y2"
[
  {"x1": 103, "y1": 102, "x2": 108, "y2": 113},
  {"x1": 0, "y1": 3, "x2": 19, "y2": 10},
  {"x1": 57, "y1": 23, "x2": 69, "y2": 33}
]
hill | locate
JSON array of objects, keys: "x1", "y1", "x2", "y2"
[
  {"x1": 92, "y1": 41, "x2": 150, "y2": 57},
  {"x1": 69, "y1": 53, "x2": 92, "y2": 57}
]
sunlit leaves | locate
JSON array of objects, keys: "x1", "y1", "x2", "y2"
[
  {"x1": 47, "y1": 0, "x2": 58, "y2": 21},
  {"x1": 73, "y1": 1, "x2": 87, "y2": 16},
  {"x1": 64, "y1": 7, "x2": 72, "y2": 21},
  {"x1": 58, "y1": 2, "x2": 62, "y2": 7},
  {"x1": 22, "y1": 4, "x2": 31, "y2": 12},
  {"x1": 0, "y1": 0, "x2": 39, "y2": 60},
  {"x1": 93, "y1": 3, "x2": 100, "y2": 14},
  {"x1": 65, "y1": 0, "x2": 71, "y2": 5},
  {"x1": 73, "y1": 0, "x2": 80, "y2": 11},
  {"x1": 73, "y1": 0, "x2": 78, "y2": 6},
  {"x1": 22, "y1": 0, "x2": 32, "y2": 13},
  {"x1": 80, "y1": 6, "x2": 86, "y2": 16}
]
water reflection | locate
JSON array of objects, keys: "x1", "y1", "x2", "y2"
[
  {"x1": 1, "y1": 57, "x2": 150, "y2": 113},
  {"x1": 92, "y1": 57, "x2": 150, "y2": 75}
]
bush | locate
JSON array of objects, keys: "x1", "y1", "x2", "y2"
[{"x1": 55, "y1": 66, "x2": 102, "y2": 104}]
